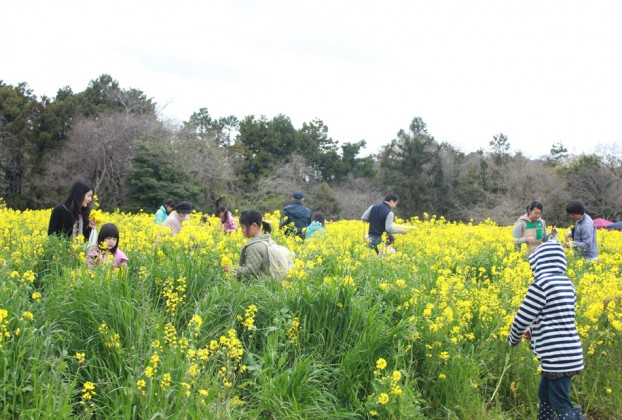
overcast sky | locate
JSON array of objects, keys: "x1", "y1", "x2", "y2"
[{"x1": 3, "y1": 1, "x2": 621, "y2": 157}]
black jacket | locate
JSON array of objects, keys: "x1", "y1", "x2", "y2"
[
  {"x1": 48, "y1": 204, "x2": 91, "y2": 240},
  {"x1": 280, "y1": 203, "x2": 312, "y2": 238}
]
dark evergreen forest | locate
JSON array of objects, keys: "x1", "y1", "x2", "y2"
[{"x1": 1, "y1": 75, "x2": 620, "y2": 226}]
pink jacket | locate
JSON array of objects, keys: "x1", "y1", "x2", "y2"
[
  {"x1": 87, "y1": 249, "x2": 129, "y2": 269},
  {"x1": 221, "y1": 211, "x2": 238, "y2": 233}
]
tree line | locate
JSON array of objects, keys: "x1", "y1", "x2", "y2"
[{"x1": 1, "y1": 75, "x2": 620, "y2": 226}]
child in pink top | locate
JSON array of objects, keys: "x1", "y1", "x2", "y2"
[
  {"x1": 218, "y1": 206, "x2": 238, "y2": 234},
  {"x1": 87, "y1": 223, "x2": 128, "y2": 269}
]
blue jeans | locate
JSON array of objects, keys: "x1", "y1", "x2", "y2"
[
  {"x1": 538, "y1": 376, "x2": 573, "y2": 411},
  {"x1": 368, "y1": 235, "x2": 382, "y2": 254}
]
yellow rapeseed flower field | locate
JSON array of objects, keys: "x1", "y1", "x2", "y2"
[{"x1": 0, "y1": 207, "x2": 620, "y2": 418}]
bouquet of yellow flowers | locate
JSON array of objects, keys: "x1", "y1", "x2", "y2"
[{"x1": 89, "y1": 209, "x2": 105, "y2": 226}]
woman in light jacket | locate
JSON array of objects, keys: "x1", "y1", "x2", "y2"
[{"x1": 512, "y1": 200, "x2": 557, "y2": 253}]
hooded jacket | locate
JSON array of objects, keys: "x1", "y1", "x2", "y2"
[
  {"x1": 508, "y1": 242, "x2": 584, "y2": 374},
  {"x1": 154, "y1": 206, "x2": 169, "y2": 224},
  {"x1": 280, "y1": 202, "x2": 312, "y2": 238}
]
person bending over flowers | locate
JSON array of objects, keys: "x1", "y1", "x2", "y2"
[{"x1": 223, "y1": 210, "x2": 271, "y2": 281}]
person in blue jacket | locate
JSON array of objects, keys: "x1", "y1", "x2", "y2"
[
  {"x1": 305, "y1": 212, "x2": 327, "y2": 239},
  {"x1": 280, "y1": 191, "x2": 312, "y2": 240},
  {"x1": 154, "y1": 199, "x2": 175, "y2": 224},
  {"x1": 563, "y1": 200, "x2": 598, "y2": 260}
]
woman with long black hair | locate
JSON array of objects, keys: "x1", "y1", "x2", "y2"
[{"x1": 48, "y1": 180, "x2": 96, "y2": 241}]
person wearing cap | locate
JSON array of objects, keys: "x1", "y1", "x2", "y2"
[
  {"x1": 162, "y1": 201, "x2": 193, "y2": 235},
  {"x1": 361, "y1": 194, "x2": 406, "y2": 254},
  {"x1": 280, "y1": 191, "x2": 312, "y2": 240}
]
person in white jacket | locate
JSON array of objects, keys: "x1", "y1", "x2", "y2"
[{"x1": 162, "y1": 201, "x2": 193, "y2": 235}]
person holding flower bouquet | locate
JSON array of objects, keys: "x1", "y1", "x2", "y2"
[
  {"x1": 48, "y1": 180, "x2": 96, "y2": 242},
  {"x1": 86, "y1": 223, "x2": 128, "y2": 269}
]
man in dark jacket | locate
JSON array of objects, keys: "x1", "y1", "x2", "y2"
[
  {"x1": 280, "y1": 191, "x2": 312, "y2": 240},
  {"x1": 361, "y1": 194, "x2": 406, "y2": 254}
]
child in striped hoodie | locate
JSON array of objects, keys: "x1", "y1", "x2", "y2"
[{"x1": 508, "y1": 241, "x2": 585, "y2": 419}]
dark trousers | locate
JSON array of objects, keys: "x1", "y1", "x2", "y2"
[
  {"x1": 368, "y1": 235, "x2": 382, "y2": 254},
  {"x1": 538, "y1": 376, "x2": 573, "y2": 411}
]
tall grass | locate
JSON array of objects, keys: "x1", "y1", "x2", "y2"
[{"x1": 0, "y1": 208, "x2": 620, "y2": 418}]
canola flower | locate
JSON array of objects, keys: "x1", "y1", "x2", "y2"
[{"x1": 0, "y1": 205, "x2": 621, "y2": 417}]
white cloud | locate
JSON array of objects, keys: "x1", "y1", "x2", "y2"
[{"x1": 3, "y1": 0, "x2": 621, "y2": 157}]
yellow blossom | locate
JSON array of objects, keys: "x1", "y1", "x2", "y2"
[
  {"x1": 378, "y1": 393, "x2": 390, "y2": 405},
  {"x1": 376, "y1": 358, "x2": 387, "y2": 370}
]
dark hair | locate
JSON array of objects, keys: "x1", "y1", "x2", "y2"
[
  {"x1": 313, "y1": 211, "x2": 325, "y2": 225},
  {"x1": 386, "y1": 233, "x2": 395, "y2": 245},
  {"x1": 239, "y1": 209, "x2": 271, "y2": 233},
  {"x1": 218, "y1": 205, "x2": 229, "y2": 222},
  {"x1": 97, "y1": 223, "x2": 120, "y2": 254},
  {"x1": 384, "y1": 194, "x2": 399, "y2": 203},
  {"x1": 566, "y1": 201, "x2": 585, "y2": 215},
  {"x1": 163, "y1": 199, "x2": 175, "y2": 207},
  {"x1": 64, "y1": 180, "x2": 94, "y2": 221},
  {"x1": 526, "y1": 200, "x2": 543, "y2": 213}
]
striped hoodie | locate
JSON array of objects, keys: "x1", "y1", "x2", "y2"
[{"x1": 508, "y1": 241, "x2": 584, "y2": 373}]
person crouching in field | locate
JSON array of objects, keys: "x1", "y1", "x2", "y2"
[
  {"x1": 154, "y1": 198, "x2": 175, "y2": 224},
  {"x1": 305, "y1": 212, "x2": 327, "y2": 239},
  {"x1": 86, "y1": 223, "x2": 128, "y2": 269},
  {"x1": 508, "y1": 241, "x2": 585, "y2": 419},
  {"x1": 218, "y1": 205, "x2": 238, "y2": 234},
  {"x1": 222, "y1": 210, "x2": 271, "y2": 280}
]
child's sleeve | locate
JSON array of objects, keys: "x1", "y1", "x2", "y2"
[
  {"x1": 86, "y1": 250, "x2": 99, "y2": 269},
  {"x1": 508, "y1": 283, "x2": 546, "y2": 345}
]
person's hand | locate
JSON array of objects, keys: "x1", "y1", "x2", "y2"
[
  {"x1": 222, "y1": 265, "x2": 231, "y2": 273},
  {"x1": 523, "y1": 330, "x2": 531, "y2": 341},
  {"x1": 526, "y1": 236, "x2": 536, "y2": 244},
  {"x1": 399, "y1": 229, "x2": 407, "y2": 234},
  {"x1": 563, "y1": 241, "x2": 572, "y2": 249},
  {"x1": 550, "y1": 227, "x2": 558, "y2": 236},
  {"x1": 88, "y1": 219, "x2": 97, "y2": 228}
]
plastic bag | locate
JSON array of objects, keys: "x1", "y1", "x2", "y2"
[{"x1": 85, "y1": 227, "x2": 98, "y2": 252}]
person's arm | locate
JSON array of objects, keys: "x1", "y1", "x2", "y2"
[
  {"x1": 233, "y1": 245, "x2": 265, "y2": 278},
  {"x1": 508, "y1": 283, "x2": 545, "y2": 346},
  {"x1": 541, "y1": 220, "x2": 557, "y2": 242},
  {"x1": 361, "y1": 205, "x2": 373, "y2": 222},
  {"x1": 385, "y1": 212, "x2": 406, "y2": 234},
  {"x1": 86, "y1": 250, "x2": 100, "y2": 269},
  {"x1": 280, "y1": 209, "x2": 289, "y2": 229},
  {"x1": 569, "y1": 222, "x2": 594, "y2": 251},
  {"x1": 48, "y1": 206, "x2": 63, "y2": 236},
  {"x1": 511, "y1": 220, "x2": 527, "y2": 245}
]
